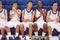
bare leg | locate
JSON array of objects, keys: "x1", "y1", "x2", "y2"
[
  {"x1": 5, "y1": 26, "x2": 12, "y2": 37},
  {"x1": 42, "y1": 23, "x2": 47, "y2": 36},
  {"x1": 33, "y1": 23, "x2": 38, "y2": 36},
  {"x1": 15, "y1": 25, "x2": 20, "y2": 37},
  {"x1": 48, "y1": 26, "x2": 52, "y2": 40},
  {"x1": 43, "y1": 23, "x2": 47, "y2": 33},
  {"x1": 5, "y1": 26, "x2": 11, "y2": 33},
  {"x1": 1, "y1": 28, "x2": 5, "y2": 38},
  {"x1": 20, "y1": 24, "x2": 25, "y2": 38},
  {"x1": 29, "y1": 24, "x2": 33, "y2": 39},
  {"x1": 33, "y1": 23, "x2": 38, "y2": 32},
  {"x1": 48, "y1": 26, "x2": 52, "y2": 36}
]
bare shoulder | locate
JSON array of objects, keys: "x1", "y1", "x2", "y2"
[
  {"x1": 3, "y1": 9, "x2": 7, "y2": 12},
  {"x1": 47, "y1": 10, "x2": 51, "y2": 13}
]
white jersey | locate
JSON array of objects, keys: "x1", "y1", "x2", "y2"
[
  {"x1": 10, "y1": 9, "x2": 20, "y2": 21},
  {"x1": 47, "y1": 10, "x2": 60, "y2": 32},
  {"x1": 49, "y1": 10, "x2": 59, "y2": 20},
  {"x1": 0, "y1": 9, "x2": 6, "y2": 21},
  {"x1": 0, "y1": 9, "x2": 7, "y2": 28},
  {"x1": 34, "y1": 9, "x2": 46, "y2": 30},
  {"x1": 36, "y1": 9, "x2": 44, "y2": 21},
  {"x1": 24, "y1": 9, "x2": 33, "y2": 20}
]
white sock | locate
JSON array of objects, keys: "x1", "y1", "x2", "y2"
[
  {"x1": 42, "y1": 32, "x2": 46, "y2": 36},
  {"x1": 15, "y1": 33, "x2": 19, "y2": 37},
  {"x1": 49, "y1": 35, "x2": 52, "y2": 40},
  {"x1": 7, "y1": 32, "x2": 12, "y2": 37},
  {"x1": 34, "y1": 32, "x2": 38, "y2": 36}
]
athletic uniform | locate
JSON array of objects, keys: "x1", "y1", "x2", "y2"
[
  {"x1": 0, "y1": 9, "x2": 7, "y2": 28},
  {"x1": 47, "y1": 10, "x2": 60, "y2": 32},
  {"x1": 34, "y1": 9, "x2": 46, "y2": 31},
  {"x1": 22, "y1": 9, "x2": 33, "y2": 31},
  {"x1": 6, "y1": 9, "x2": 21, "y2": 28}
]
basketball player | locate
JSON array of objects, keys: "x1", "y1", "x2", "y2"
[
  {"x1": 33, "y1": 1, "x2": 47, "y2": 40},
  {"x1": 0, "y1": 1, "x2": 8, "y2": 40},
  {"x1": 5, "y1": 2, "x2": 21, "y2": 40},
  {"x1": 20, "y1": 1, "x2": 35, "y2": 40},
  {"x1": 46, "y1": 2, "x2": 60, "y2": 40}
]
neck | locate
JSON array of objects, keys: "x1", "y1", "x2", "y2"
[
  {"x1": 26, "y1": 8, "x2": 31, "y2": 12},
  {"x1": 52, "y1": 9, "x2": 57, "y2": 13},
  {"x1": 0, "y1": 8, "x2": 2, "y2": 11},
  {"x1": 38, "y1": 7, "x2": 42, "y2": 11}
]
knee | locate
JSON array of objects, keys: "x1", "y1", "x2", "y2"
[
  {"x1": 48, "y1": 26, "x2": 52, "y2": 30},
  {"x1": 43, "y1": 23, "x2": 47, "y2": 27},
  {"x1": 43, "y1": 23, "x2": 47, "y2": 29},
  {"x1": 29, "y1": 24, "x2": 33, "y2": 29},
  {"x1": 33, "y1": 23, "x2": 38, "y2": 29},
  {"x1": 20, "y1": 24, "x2": 24, "y2": 29},
  {"x1": 16, "y1": 25, "x2": 20, "y2": 27},
  {"x1": 1, "y1": 28, "x2": 4, "y2": 30},
  {"x1": 5, "y1": 26, "x2": 9, "y2": 29}
]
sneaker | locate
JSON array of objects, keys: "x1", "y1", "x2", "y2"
[
  {"x1": 34, "y1": 36, "x2": 39, "y2": 40},
  {"x1": 1, "y1": 37, "x2": 7, "y2": 40},
  {"x1": 9, "y1": 37, "x2": 14, "y2": 40},
  {"x1": 22, "y1": 37, "x2": 26, "y2": 40},
  {"x1": 14, "y1": 36, "x2": 21, "y2": 40},
  {"x1": 41, "y1": 36, "x2": 45, "y2": 40},
  {"x1": 26, "y1": 38, "x2": 31, "y2": 40}
]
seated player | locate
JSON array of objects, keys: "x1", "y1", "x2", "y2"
[
  {"x1": 46, "y1": 2, "x2": 60, "y2": 40},
  {"x1": 0, "y1": 1, "x2": 8, "y2": 40},
  {"x1": 33, "y1": 1, "x2": 47, "y2": 40},
  {"x1": 5, "y1": 2, "x2": 21, "y2": 40},
  {"x1": 20, "y1": 1, "x2": 35, "y2": 40}
]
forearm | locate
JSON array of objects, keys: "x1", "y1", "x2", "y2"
[{"x1": 35, "y1": 16, "x2": 41, "y2": 21}]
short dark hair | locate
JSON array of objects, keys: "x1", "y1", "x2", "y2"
[
  {"x1": 12, "y1": 2, "x2": 18, "y2": 5},
  {"x1": 51, "y1": 2, "x2": 58, "y2": 6},
  {"x1": 27, "y1": 1, "x2": 33, "y2": 4}
]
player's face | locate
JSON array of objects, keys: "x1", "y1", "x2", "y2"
[
  {"x1": 27, "y1": 2, "x2": 32, "y2": 9},
  {"x1": 0, "y1": 2, "x2": 2, "y2": 9},
  {"x1": 38, "y1": 2, "x2": 42, "y2": 8},
  {"x1": 52, "y1": 3, "x2": 58, "y2": 10},
  {"x1": 12, "y1": 3, "x2": 18, "y2": 9}
]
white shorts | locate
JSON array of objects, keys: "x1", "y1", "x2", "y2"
[
  {"x1": 55, "y1": 23, "x2": 60, "y2": 32},
  {"x1": 22, "y1": 22, "x2": 33, "y2": 31},
  {"x1": 34, "y1": 20, "x2": 46, "y2": 31},
  {"x1": 47, "y1": 22, "x2": 60, "y2": 32},
  {"x1": 0, "y1": 20, "x2": 7, "y2": 28},
  {"x1": 6, "y1": 20, "x2": 21, "y2": 28}
]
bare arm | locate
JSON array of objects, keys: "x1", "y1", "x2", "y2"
[
  {"x1": 31, "y1": 10, "x2": 35, "y2": 22},
  {"x1": 35, "y1": 10, "x2": 42, "y2": 21},
  {"x1": 43, "y1": 9, "x2": 47, "y2": 21},
  {"x1": 4, "y1": 9, "x2": 8, "y2": 20},
  {"x1": 56, "y1": 12, "x2": 60, "y2": 22},
  {"x1": 9, "y1": 10, "x2": 14, "y2": 19},
  {"x1": 22, "y1": 10, "x2": 24, "y2": 22},
  {"x1": 17, "y1": 10, "x2": 21, "y2": 17}
]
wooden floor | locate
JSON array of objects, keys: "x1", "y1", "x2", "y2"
[{"x1": 0, "y1": 35, "x2": 59, "y2": 40}]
